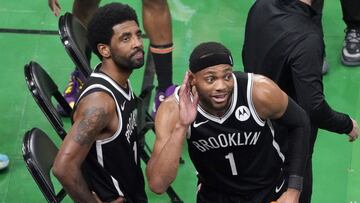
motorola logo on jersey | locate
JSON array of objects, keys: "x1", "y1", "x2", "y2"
[{"x1": 235, "y1": 106, "x2": 250, "y2": 122}]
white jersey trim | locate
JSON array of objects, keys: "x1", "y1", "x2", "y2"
[
  {"x1": 111, "y1": 176, "x2": 125, "y2": 197},
  {"x1": 77, "y1": 84, "x2": 123, "y2": 164},
  {"x1": 77, "y1": 82, "x2": 125, "y2": 197},
  {"x1": 96, "y1": 143, "x2": 104, "y2": 166},
  {"x1": 267, "y1": 119, "x2": 285, "y2": 162},
  {"x1": 247, "y1": 73, "x2": 266, "y2": 126},
  {"x1": 174, "y1": 86, "x2": 181, "y2": 104},
  {"x1": 91, "y1": 72, "x2": 133, "y2": 101},
  {"x1": 77, "y1": 84, "x2": 123, "y2": 145}
]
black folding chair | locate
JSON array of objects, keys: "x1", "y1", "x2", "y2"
[
  {"x1": 24, "y1": 61, "x2": 71, "y2": 140},
  {"x1": 59, "y1": 12, "x2": 92, "y2": 78},
  {"x1": 22, "y1": 127, "x2": 66, "y2": 203}
]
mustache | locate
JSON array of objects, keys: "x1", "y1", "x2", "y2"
[{"x1": 130, "y1": 48, "x2": 144, "y2": 58}]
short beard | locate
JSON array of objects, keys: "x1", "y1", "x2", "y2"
[{"x1": 111, "y1": 48, "x2": 144, "y2": 71}]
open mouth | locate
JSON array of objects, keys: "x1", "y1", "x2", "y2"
[
  {"x1": 131, "y1": 49, "x2": 144, "y2": 60},
  {"x1": 211, "y1": 94, "x2": 228, "y2": 103},
  {"x1": 132, "y1": 51, "x2": 144, "y2": 60}
]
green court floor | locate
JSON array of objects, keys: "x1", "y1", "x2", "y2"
[{"x1": 0, "y1": 0, "x2": 359, "y2": 202}]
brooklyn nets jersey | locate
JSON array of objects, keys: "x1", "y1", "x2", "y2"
[
  {"x1": 176, "y1": 72, "x2": 285, "y2": 195},
  {"x1": 73, "y1": 65, "x2": 146, "y2": 202}
]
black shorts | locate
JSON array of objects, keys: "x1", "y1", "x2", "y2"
[{"x1": 196, "y1": 175, "x2": 287, "y2": 203}]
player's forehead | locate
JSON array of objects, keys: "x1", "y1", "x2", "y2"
[
  {"x1": 196, "y1": 64, "x2": 232, "y2": 76},
  {"x1": 112, "y1": 20, "x2": 140, "y2": 36}
]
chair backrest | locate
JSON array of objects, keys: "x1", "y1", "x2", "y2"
[
  {"x1": 59, "y1": 12, "x2": 92, "y2": 78},
  {"x1": 22, "y1": 128, "x2": 66, "y2": 203},
  {"x1": 24, "y1": 61, "x2": 71, "y2": 139}
]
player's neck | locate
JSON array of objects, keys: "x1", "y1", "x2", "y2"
[
  {"x1": 101, "y1": 60, "x2": 132, "y2": 88},
  {"x1": 199, "y1": 100, "x2": 231, "y2": 118}
]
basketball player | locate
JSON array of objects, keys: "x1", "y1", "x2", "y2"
[
  {"x1": 147, "y1": 42, "x2": 310, "y2": 203},
  {"x1": 48, "y1": 0, "x2": 175, "y2": 115},
  {"x1": 53, "y1": 3, "x2": 147, "y2": 202}
]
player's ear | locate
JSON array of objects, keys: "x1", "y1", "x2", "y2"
[
  {"x1": 188, "y1": 71, "x2": 196, "y2": 86},
  {"x1": 98, "y1": 43, "x2": 111, "y2": 58}
]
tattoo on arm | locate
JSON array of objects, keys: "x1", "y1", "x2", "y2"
[{"x1": 73, "y1": 107, "x2": 108, "y2": 146}]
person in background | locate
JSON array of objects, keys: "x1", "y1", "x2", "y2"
[
  {"x1": 312, "y1": 0, "x2": 360, "y2": 70},
  {"x1": 242, "y1": 0, "x2": 359, "y2": 202}
]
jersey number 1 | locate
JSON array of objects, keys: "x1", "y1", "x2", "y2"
[{"x1": 225, "y1": 152, "x2": 238, "y2": 175}]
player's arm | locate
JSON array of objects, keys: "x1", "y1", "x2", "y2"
[
  {"x1": 53, "y1": 92, "x2": 116, "y2": 203},
  {"x1": 146, "y1": 97, "x2": 185, "y2": 194},
  {"x1": 147, "y1": 72, "x2": 199, "y2": 194},
  {"x1": 252, "y1": 75, "x2": 310, "y2": 195},
  {"x1": 290, "y1": 35, "x2": 358, "y2": 141}
]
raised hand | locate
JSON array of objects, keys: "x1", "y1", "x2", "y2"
[
  {"x1": 178, "y1": 71, "x2": 199, "y2": 126},
  {"x1": 348, "y1": 118, "x2": 359, "y2": 142},
  {"x1": 276, "y1": 188, "x2": 300, "y2": 203}
]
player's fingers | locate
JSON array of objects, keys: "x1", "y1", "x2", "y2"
[
  {"x1": 111, "y1": 197, "x2": 126, "y2": 203},
  {"x1": 183, "y1": 71, "x2": 189, "y2": 84},
  {"x1": 179, "y1": 74, "x2": 187, "y2": 95},
  {"x1": 55, "y1": 0, "x2": 61, "y2": 9},
  {"x1": 349, "y1": 135, "x2": 355, "y2": 142},
  {"x1": 192, "y1": 87, "x2": 199, "y2": 106},
  {"x1": 51, "y1": 0, "x2": 61, "y2": 16},
  {"x1": 53, "y1": 8, "x2": 60, "y2": 16},
  {"x1": 92, "y1": 191, "x2": 102, "y2": 203}
]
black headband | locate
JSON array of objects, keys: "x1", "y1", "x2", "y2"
[{"x1": 189, "y1": 52, "x2": 233, "y2": 73}]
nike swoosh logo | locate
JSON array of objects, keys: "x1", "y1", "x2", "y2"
[
  {"x1": 275, "y1": 179, "x2": 285, "y2": 193},
  {"x1": 121, "y1": 101, "x2": 126, "y2": 111},
  {"x1": 193, "y1": 120, "x2": 208, "y2": 128}
]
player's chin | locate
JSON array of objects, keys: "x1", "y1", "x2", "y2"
[
  {"x1": 211, "y1": 100, "x2": 229, "y2": 111},
  {"x1": 130, "y1": 59, "x2": 144, "y2": 69}
]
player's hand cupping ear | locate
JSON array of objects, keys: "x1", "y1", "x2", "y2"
[{"x1": 178, "y1": 71, "x2": 199, "y2": 127}]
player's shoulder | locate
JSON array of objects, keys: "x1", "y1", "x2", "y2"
[
  {"x1": 251, "y1": 74, "x2": 287, "y2": 119},
  {"x1": 74, "y1": 91, "x2": 116, "y2": 120},
  {"x1": 252, "y1": 74, "x2": 277, "y2": 90},
  {"x1": 155, "y1": 94, "x2": 180, "y2": 133},
  {"x1": 159, "y1": 94, "x2": 179, "y2": 113}
]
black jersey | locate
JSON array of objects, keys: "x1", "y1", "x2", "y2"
[
  {"x1": 176, "y1": 72, "x2": 285, "y2": 195},
  {"x1": 73, "y1": 65, "x2": 147, "y2": 202}
]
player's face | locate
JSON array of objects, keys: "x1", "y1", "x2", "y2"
[
  {"x1": 192, "y1": 64, "x2": 234, "y2": 116},
  {"x1": 109, "y1": 20, "x2": 144, "y2": 71}
]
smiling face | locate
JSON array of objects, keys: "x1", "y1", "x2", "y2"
[
  {"x1": 191, "y1": 64, "x2": 234, "y2": 116},
  {"x1": 107, "y1": 20, "x2": 144, "y2": 71}
]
